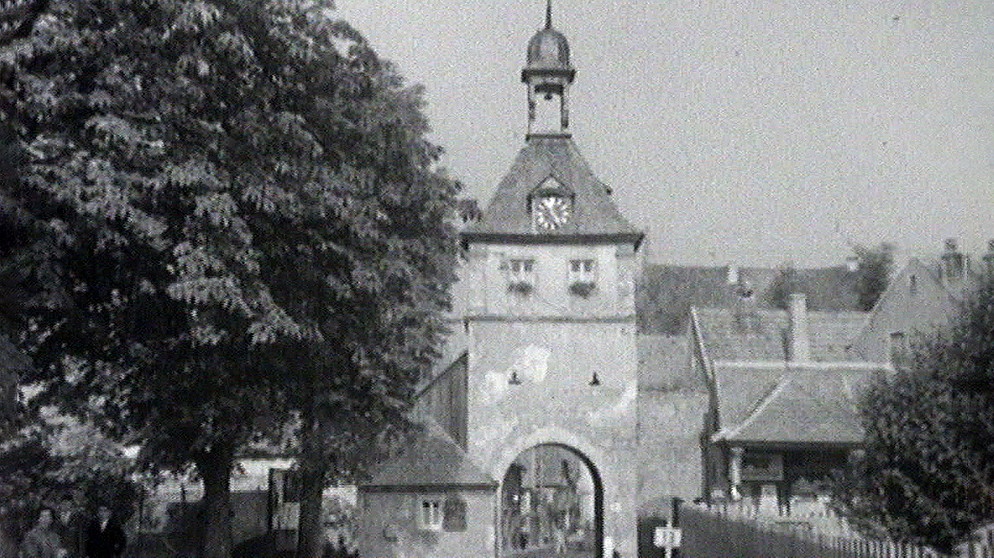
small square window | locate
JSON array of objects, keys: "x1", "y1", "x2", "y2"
[
  {"x1": 510, "y1": 259, "x2": 534, "y2": 274},
  {"x1": 418, "y1": 498, "x2": 444, "y2": 531},
  {"x1": 569, "y1": 259, "x2": 596, "y2": 281}
]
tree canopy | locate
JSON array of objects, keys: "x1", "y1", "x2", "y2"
[
  {"x1": 1, "y1": 1, "x2": 458, "y2": 556},
  {"x1": 834, "y1": 274, "x2": 994, "y2": 552},
  {"x1": 853, "y1": 242, "x2": 895, "y2": 311}
]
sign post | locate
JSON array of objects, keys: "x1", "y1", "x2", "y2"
[{"x1": 653, "y1": 522, "x2": 682, "y2": 558}]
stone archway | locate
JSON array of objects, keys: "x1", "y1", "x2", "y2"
[{"x1": 499, "y1": 443, "x2": 604, "y2": 558}]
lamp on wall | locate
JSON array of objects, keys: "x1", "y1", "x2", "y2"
[
  {"x1": 589, "y1": 372, "x2": 600, "y2": 386},
  {"x1": 509, "y1": 370, "x2": 522, "y2": 385}
]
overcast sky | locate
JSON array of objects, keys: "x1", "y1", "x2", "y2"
[{"x1": 334, "y1": 1, "x2": 994, "y2": 267}]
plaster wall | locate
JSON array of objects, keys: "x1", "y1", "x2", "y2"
[
  {"x1": 465, "y1": 316, "x2": 639, "y2": 556},
  {"x1": 464, "y1": 242, "x2": 637, "y2": 318},
  {"x1": 357, "y1": 490, "x2": 496, "y2": 558},
  {"x1": 849, "y1": 262, "x2": 956, "y2": 362}
]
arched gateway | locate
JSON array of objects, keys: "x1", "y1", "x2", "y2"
[
  {"x1": 357, "y1": 2, "x2": 643, "y2": 557},
  {"x1": 500, "y1": 444, "x2": 603, "y2": 558}
]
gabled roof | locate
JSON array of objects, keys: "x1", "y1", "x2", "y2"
[
  {"x1": 638, "y1": 264, "x2": 862, "y2": 335},
  {"x1": 692, "y1": 307, "x2": 868, "y2": 362},
  {"x1": 712, "y1": 363, "x2": 884, "y2": 445},
  {"x1": 462, "y1": 136, "x2": 641, "y2": 243},
  {"x1": 361, "y1": 420, "x2": 495, "y2": 491}
]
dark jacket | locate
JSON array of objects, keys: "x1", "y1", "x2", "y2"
[{"x1": 84, "y1": 519, "x2": 126, "y2": 558}]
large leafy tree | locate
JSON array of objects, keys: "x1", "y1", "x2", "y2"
[
  {"x1": 1, "y1": 2, "x2": 458, "y2": 557},
  {"x1": 853, "y1": 242, "x2": 895, "y2": 311},
  {"x1": 834, "y1": 273, "x2": 994, "y2": 552}
]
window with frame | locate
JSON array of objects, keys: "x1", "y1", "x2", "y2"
[
  {"x1": 418, "y1": 498, "x2": 444, "y2": 531},
  {"x1": 569, "y1": 259, "x2": 596, "y2": 282},
  {"x1": 509, "y1": 259, "x2": 535, "y2": 279},
  {"x1": 507, "y1": 258, "x2": 536, "y2": 294},
  {"x1": 568, "y1": 259, "x2": 597, "y2": 297}
]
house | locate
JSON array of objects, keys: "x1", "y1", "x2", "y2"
[
  {"x1": 690, "y1": 292, "x2": 889, "y2": 515},
  {"x1": 848, "y1": 238, "x2": 994, "y2": 366}
]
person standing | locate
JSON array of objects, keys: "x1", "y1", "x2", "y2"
[
  {"x1": 84, "y1": 506, "x2": 126, "y2": 558},
  {"x1": 56, "y1": 495, "x2": 84, "y2": 558},
  {"x1": 20, "y1": 508, "x2": 67, "y2": 558}
]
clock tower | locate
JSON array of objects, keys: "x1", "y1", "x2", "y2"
[{"x1": 460, "y1": 2, "x2": 644, "y2": 555}]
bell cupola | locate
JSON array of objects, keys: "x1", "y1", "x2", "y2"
[{"x1": 522, "y1": 0, "x2": 575, "y2": 138}]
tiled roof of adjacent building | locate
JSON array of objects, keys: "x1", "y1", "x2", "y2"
[
  {"x1": 692, "y1": 307, "x2": 868, "y2": 362},
  {"x1": 462, "y1": 136, "x2": 641, "y2": 241},
  {"x1": 711, "y1": 363, "x2": 884, "y2": 445},
  {"x1": 361, "y1": 420, "x2": 495, "y2": 491},
  {"x1": 638, "y1": 264, "x2": 862, "y2": 335}
]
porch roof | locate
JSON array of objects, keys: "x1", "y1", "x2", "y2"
[{"x1": 712, "y1": 363, "x2": 885, "y2": 445}]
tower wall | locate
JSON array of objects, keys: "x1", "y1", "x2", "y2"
[{"x1": 463, "y1": 241, "x2": 640, "y2": 557}]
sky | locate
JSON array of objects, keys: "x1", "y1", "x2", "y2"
[{"x1": 333, "y1": 1, "x2": 994, "y2": 267}]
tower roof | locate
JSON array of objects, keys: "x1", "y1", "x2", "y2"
[
  {"x1": 462, "y1": 136, "x2": 642, "y2": 244},
  {"x1": 523, "y1": 0, "x2": 574, "y2": 79}
]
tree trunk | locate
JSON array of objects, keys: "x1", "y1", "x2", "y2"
[
  {"x1": 296, "y1": 405, "x2": 328, "y2": 558},
  {"x1": 296, "y1": 463, "x2": 327, "y2": 558},
  {"x1": 197, "y1": 448, "x2": 235, "y2": 558}
]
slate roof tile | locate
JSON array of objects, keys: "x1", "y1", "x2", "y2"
[
  {"x1": 362, "y1": 421, "x2": 495, "y2": 489},
  {"x1": 693, "y1": 307, "x2": 868, "y2": 362},
  {"x1": 463, "y1": 136, "x2": 640, "y2": 239},
  {"x1": 712, "y1": 364, "x2": 884, "y2": 445},
  {"x1": 638, "y1": 265, "x2": 862, "y2": 335}
]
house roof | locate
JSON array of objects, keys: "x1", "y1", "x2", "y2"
[
  {"x1": 692, "y1": 306, "x2": 868, "y2": 362},
  {"x1": 361, "y1": 420, "x2": 495, "y2": 491},
  {"x1": 637, "y1": 264, "x2": 862, "y2": 335},
  {"x1": 712, "y1": 363, "x2": 884, "y2": 445},
  {"x1": 462, "y1": 136, "x2": 641, "y2": 243}
]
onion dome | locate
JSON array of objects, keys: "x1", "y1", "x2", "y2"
[{"x1": 522, "y1": 0, "x2": 575, "y2": 81}]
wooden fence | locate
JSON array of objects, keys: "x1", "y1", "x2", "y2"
[{"x1": 678, "y1": 504, "x2": 943, "y2": 558}]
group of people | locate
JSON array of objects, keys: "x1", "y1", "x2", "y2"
[{"x1": 19, "y1": 503, "x2": 126, "y2": 558}]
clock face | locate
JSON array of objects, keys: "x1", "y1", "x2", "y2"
[{"x1": 534, "y1": 195, "x2": 571, "y2": 230}]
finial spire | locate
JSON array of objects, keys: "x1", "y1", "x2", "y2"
[{"x1": 545, "y1": 0, "x2": 553, "y2": 29}]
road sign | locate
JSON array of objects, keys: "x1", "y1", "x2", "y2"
[{"x1": 654, "y1": 526, "x2": 682, "y2": 549}]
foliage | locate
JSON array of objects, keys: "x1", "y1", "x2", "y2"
[
  {"x1": 833, "y1": 274, "x2": 994, "y2": 552},
  {"x1": 1, "y1": 0, "x2": 457, "y2": 556},
  {"x1": 853, "y1": 243, "x2": 895, "y2": 311},
  {"x1": 0, "y1": 413, "x2": 143, "y2": 541},
  {"x1": 765, "y1": 262, "x2": 802, "y2": 310}
]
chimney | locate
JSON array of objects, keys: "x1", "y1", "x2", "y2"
[
  {"x1": 941, "y1": 238, "x2": 966, "y2": 283},
  {"x1": 845, "y1": 256, "x2": 859, "y2": 273},
  {"x1": 788, "y1": 293, "x2": 810, "y2": 362},
  {"x1": 726, "y1": 265, "x2": 739, "y2": 286},
  {"x1": 983, "y1": 239, "x2": 994, "y2": 277}
]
